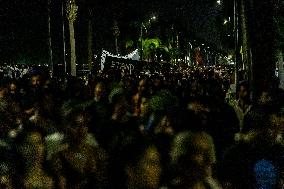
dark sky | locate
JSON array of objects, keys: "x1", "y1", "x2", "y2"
[{"x1": 0, "y1": 0, "x2": 225, "y2": 65}]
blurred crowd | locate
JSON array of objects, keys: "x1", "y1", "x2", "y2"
[{"x1": 0, "y1": 63, "x2": 283, "y2": 189}]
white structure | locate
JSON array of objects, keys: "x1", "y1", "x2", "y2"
[{"x1": 100, "y1": 49, "x2": 139, "y2": 70}]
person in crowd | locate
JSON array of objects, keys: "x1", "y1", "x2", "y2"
[
  {"x1": 93, "y1": 81, "x2": 108, "y2": 103},
  {"x1": 169, "y1": 131, "x2": 222, "y2": 189},
  {"x1": 131, "y1": 77, "x2": 149, "y2": 117},
  {"x1": 87, "y1": 80, "x2": 109, "y2": 135},
  {"x1": 7, "y1": 79, "x2": 21, "y2": 103},
  {"x1": 137, "y1": 93, "x2": 151, "y2": 133},
  {"x1": 185, "y1": 96, "x2": 238, "y2": 161},
  {"x1": 1, "y1": 62, "x2": 281, "y2": 189},
  {"x1": 0, "y1": 147, "x2": 18, "y2": 189},
  {"x1": 64, "y1": 76, "x2": 90, "y2": 102},
  {"x1": 142, "y1": 90, "x2": 178, "y2": 136},
  {"x1": 50, "y1": 107, "x2": 108, "y2": 189},
  {"x1": 94, "y1": 86, "x2": 141, "y2": 153},
  {"x1": 0, "y1": 83, "x2": 11, "y2": 137},
  {"x1": 225, "y1": 73, "x2": 236, "y2": 105},
  {"x1": 219, "y1": 112, "x2": 284, "y2": 189},
  {"x1": 236, "y1": 87, "x2": 281, "y2": 144},
  {"x1": 0, "y1": 81, "x2": 23, "y2": 142},
  {"x1": 109, "y1": 135, "x2": 162, "y2": 189},
  {"x1": 0, "y1": 82, "x2": 9, "y2": 105},
  {"x1": 20, "y1": 94, "x2": 58, "y2": 137},
  {"x1": 19, "y1": 131, "x2": 55, "y2": 189},
  {"x1": 28, "y1": 72, "x2": 44, "y2": 98},
  {"x1": 229, "y1": 81, "x2": 253, "y2": 142}
]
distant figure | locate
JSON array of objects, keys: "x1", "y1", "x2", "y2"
[
  {"x1": 230, "y1": 81, "x2": 253, "y2": 142},
  {"x1": 194, "y1": 47, "x2": 203, "y2": 67}
]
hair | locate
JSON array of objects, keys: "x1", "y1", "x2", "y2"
[
  {"x1": 171, "y1": 131, "x2": 216, "y2": 165},
  {"x1": 108, "y1": 87, "x2": 125, "y2": 104},
  {"x1": 237, "y1": 81, "x2": 250, "y2": 93},
  {"x1": 109, "y1": 135, "x2": 158, "y2": 189}
]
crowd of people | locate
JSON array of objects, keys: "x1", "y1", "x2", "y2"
[{"x1": 0, "y1": 63, "x2": 283, "y2": 189}]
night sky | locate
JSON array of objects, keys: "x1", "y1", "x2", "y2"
[{"x1": 0, "y1": 0, "x2": 226, "y2": 65}]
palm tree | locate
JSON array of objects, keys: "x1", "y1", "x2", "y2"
[{"x1": 139, "y1": 38, "x2": 160, "y2": 62}]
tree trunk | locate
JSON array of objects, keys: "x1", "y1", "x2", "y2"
[
  {"x1": 69, "y1": 20, "x2": 76, "y2": 76},
  {"x1": 234, "y1": 0, "x2": 241, "y2": 86},
  {"x1": 248, "y1": 0, "x2": 278, "y2": 98},
  {"x1": 66, "y1": 0, "x2": 78, "y2": 76},
  {"x1": 115, "y1": 37, "x2": 118, "y2": 55},
  {"x1": 87, "y1": 18, "x2": 93, "y2": 71},
  {"x1": 112, "y1": 20, "x2": 120, "y2": 55},
  {"x1": 240, "y1": 0, "x2": 252, "y2": 83},
  {"x1": 62, "y1": 1, "x2": 67, "y2": 74},
  {"x1": 47, "y1": 0, "x2": 53, "y2": 73}
]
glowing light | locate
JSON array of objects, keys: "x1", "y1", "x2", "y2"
[
  {"x1": 223, "y1": 19, "x2": 228, "y2": 25},
  {"x1": 217, "y1": 0, "x2": 221, "y2": 5},
  {"x1": 148, "y1": 16, "x2": 157, "y2": 23}
]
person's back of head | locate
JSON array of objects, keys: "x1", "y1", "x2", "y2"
[
  {"x1": 170, "y1": 131, "x2": 216, "y2": 182},
  {"x1": 237, "y1": 81, "x2": 250, "y2": 101},
  {"x1": 110, "y1": 135, "x2": 162, "y2": 189}
]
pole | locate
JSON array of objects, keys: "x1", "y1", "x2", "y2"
[{"x1": 62, "y1": 0, "x2": 67, "y2": 74}]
